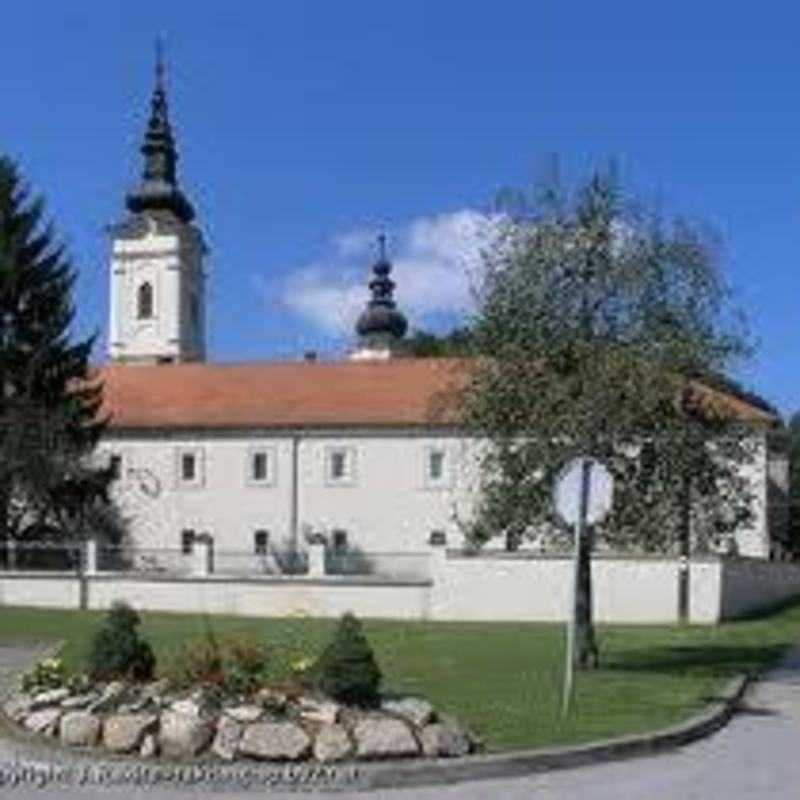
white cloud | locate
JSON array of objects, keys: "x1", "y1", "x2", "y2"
[{"x1": 278, "y1": 209, "x2": 505, "y2": 338}]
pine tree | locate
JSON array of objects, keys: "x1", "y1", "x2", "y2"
[
  {"x1": 312, "y1": 612, "x2": 382, "y2": 707},
  {"x1": 0, "y1": 156, "x2": 108, "y2": 546}
]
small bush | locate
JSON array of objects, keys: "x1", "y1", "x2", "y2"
[
  {"x1": 21, "y1": 657, "x2": 67, "y2": 693},
  {"x1": 312, "y1": 612, "x2": 382, "y2": 707},
  {"x1": 87, "y1": 602, "x2": 155, "y2": 682},
  {"x1": 160, "y1": 630, "x2": 269, "y2": 695}
]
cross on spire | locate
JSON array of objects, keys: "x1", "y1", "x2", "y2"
[{"x1": 155, "y1": 35, "x2": 166, "y2": 92}]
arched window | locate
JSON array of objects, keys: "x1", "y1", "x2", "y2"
[{"x1": 137, "y1": 282, "x2": 153, "y2": 319}]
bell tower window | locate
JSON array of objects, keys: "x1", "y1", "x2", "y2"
[{"x1": 137, "y1": 282, "x2": 154, "y2": 319}]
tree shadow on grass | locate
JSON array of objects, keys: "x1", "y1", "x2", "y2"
[
  {"x1": 602, "y1": 643, "x2": 789, "y2": 680},
  {"x1": 732, "y1": 595, "x2": 800, "y2": 622}
]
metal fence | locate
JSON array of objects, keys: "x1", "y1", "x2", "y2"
[
  {"x1": 0, "y1": 540, "x2": 432, "y2": 582},
  {"x1": 97, "y1": 545, "x2": 195, "y2": 576},
  {"x1": 0, "y1": 541, "x2": 82, "y2": 572},
  {"x1": 324, "y1": 550, "x2": 432, "y2": 581}
]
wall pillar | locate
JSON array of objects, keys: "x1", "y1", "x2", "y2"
[
  {"x1": 6, "y1": 538, "x2": 16, "y2": 571},
  {"x1": 194, "y1": 535, "x2": 213, "y2": 577},
  {"x1": 85, "y1": 537, "x2": 98, "y2": 576},
  {"x1": 308, "y1": 541, "x2": 326, "y2": 578}
]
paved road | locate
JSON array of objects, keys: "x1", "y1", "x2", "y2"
[{"x1": 2, "y1": 644, "x2": 800, "y2": 799}]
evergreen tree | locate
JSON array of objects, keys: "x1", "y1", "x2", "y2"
[
  {"x1": 312, "y1": 612, "x2": 382, "y2": 707},
  {"x1": 0, "y1": 156, "x2": 108, "y2": 545}
]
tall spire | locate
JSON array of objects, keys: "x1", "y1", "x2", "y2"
[
  {"x1": 126, "y1": 39, "x2": 195, "y2": 223},
  {"x1": 354, "y1": 234, "x2": 408, "y2": 353}
]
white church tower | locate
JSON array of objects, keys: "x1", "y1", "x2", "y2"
[{"x1": 108, "y1": 52, "x2": 206, "y2": 364}]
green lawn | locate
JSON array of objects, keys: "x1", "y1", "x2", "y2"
[{"x1": 1, "y1": 602, "x2": 799, "y2": 751}]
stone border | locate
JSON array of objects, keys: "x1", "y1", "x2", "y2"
[
  {"x1": 355, "y1": 673, "x2": 750, "y2": 790},
  {"x1": 0, "y1": 641, "x2": 751, "y2": 792}
]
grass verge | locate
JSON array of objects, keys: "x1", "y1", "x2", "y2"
[{"x1": 0, "y1": 601, "x2": 798, "y2": 751}]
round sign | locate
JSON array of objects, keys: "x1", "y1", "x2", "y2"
[{"x1": 553, "y1": 457, "x2": 613, "y2": 526}]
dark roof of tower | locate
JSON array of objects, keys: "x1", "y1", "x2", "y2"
[
  {"x1": 125, "y1": 46, "x2": 195, "y2": 224},
  {"x1": 355, "y1": 235, "x2": 408, "y2": 341}
]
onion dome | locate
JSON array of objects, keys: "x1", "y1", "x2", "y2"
[{"x1": 355, "y1": 235, "x2": 408, "y2": 344}]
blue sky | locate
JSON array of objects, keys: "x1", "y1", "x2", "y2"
[{"x1": 1, "y1": 1, "x2": 798, "y2": 415}]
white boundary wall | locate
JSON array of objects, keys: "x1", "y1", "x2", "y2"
[
  {"x1": 3, "y1": 554, "x2": 800, "y2": 624},
  {"x1": 429, "y1": 551, "x2": 682, "y2": 623}
]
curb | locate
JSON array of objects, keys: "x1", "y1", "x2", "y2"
[
  {"x1": 0, "y1": 643, "x2": 750, "y2": 792},
  {"x1": 356, "y1": 673, "x2": 750, "y2": 790}
]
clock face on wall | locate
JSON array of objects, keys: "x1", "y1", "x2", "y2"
[{"x1": 136, "y1": 469, "x2": 161, "y2": 498}]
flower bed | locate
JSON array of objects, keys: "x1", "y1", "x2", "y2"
[{"x1": 0, "y1": 605, "x2": 479, "y2": 763}]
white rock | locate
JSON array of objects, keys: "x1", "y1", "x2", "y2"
[
  {"x1": 170, "y1": 698, "x2": 202, "y2": 717},
  {"x1": 159, "y1": 711, "x2": 214, "y2": 759},
  {"x1": 23, "y1": 707, "x2": 62, "y2": 735},
  {"x1": 298, "y1": 697, "x2": 340, "y2": 725},
  {"x1": 31, "y1": 688, "x2": 69, "y2": 708},
  {"x1": 89, "y1": 682, "x2": 129, "y2": 713},
  {"x1": 420, "y1": 723, "x2": 471, "y2": 758},
  {"x1": 224, "y1": 705, "x2": 263, "y2": 724},
  {"x1": 211, "y1": 717, "x2": 242, "y2": 761},
  {"x1": 313, "y1": 723, "x2": 352, "y2": 763},
  {"x1": 239, "y1": 721, "x2": 311, "y2": 761},
  {"x1": 354, "y1": 716, "x2": 419, "y2": 759},
  {"x1": 103, "y1": 713, "x2": 158, "y2": 753},
  {"x1": 140, "y1": 733, "x2": 158, "y2": 758},
  {"x1": 60, "y1": 712, "x2": 101, "y2": 747},
  {"x1": 2, "y1": 694, "x2": 32, "y2": 721},
  {"x1": 61, "y1": 693, "x2": 98, "y2": 710},
  {"x1": 381, "y1": 696, "x2": 435, "y2": 727}
]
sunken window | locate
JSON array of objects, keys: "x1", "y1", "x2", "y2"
[
  {"x1": 254, "y1": 529, "x2": 269, "y2": 556},
  {"x1": 181, "y1": 529, "x2": 195, "y2": 555},
  {"x1": 137, "y1": 281, "x2": 154, "y2": 319}
]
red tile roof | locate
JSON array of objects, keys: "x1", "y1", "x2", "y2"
[
  {"x1": 94, "y1": 358, "x2": 779, "y2": 431},
  {"x1": 96, "y1": 358, "x2": 467, "y2": 430}
]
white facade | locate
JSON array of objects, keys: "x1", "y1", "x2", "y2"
[
  {"x1": 98, "y1": 431, "x2": 483, "y2": 558},
  {"x1": 109, "y1": 221, "x2": 206, "y2": 364},
  {"x1": 96, "y1": 427, "x2": 778, "y2": 562}
]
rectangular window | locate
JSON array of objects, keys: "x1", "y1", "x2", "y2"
[
  {"x1": 181, "y1": 453, "x2": 196, "y2": 482},
  {"x1": 245, "y1": 446, "x2": 276, "y2": 487},
  {"x1": 181, "y1": 529, "x2": 195, "y2": 555},
  {"x1": 330, "y1": 451, "x2": 346, "y2": 480},
  {"x1": 423, "y1": 445, "x2": 449, "y2": 489},
  {"x1": 254, "y1": 529, "x2": 269, "y2": 556},
  {"x1": 109, "y1": 455, "x2": 122, "y2": 481},
  {"x1": 252, "y1": 452, "x2": 268, "y2": 482},
  {"x1": 429, "y1": 450, "x2": 445, "y2": 481},
  {"x1": 332, "y1": 529, "x2": 348, "y2": 552},
  {"x1": 429, "y1": 530, "x2": 447, "y2": 546},
  {"x1": 325, "y1": 446, "x2": 356, "y2": 486}
]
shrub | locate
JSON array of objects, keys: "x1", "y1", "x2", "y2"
[
  {"x1": 21, "y1": 657, "x2": 66, "y2": 693},
  {"x1": 87, "y1": 602, "x2": 155, "y2": 682},
  {"x1": 312, "y1": 612, "x2": 382, "y2": 707},
  {"x1": 160, "y1": 630, "x2": 269, "y2": 695},
  {"x1": 220, "y1": 634, "x2": 270, "y2": 694}
]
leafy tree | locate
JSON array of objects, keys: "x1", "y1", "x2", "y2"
[
  {"x1": 789, "y1": 412, "x2": 800, "y2": 555},
  {"x1": 0, "y1": 156, "x2": 109, "y2": 546},
  {"x1": 398, "y1": 326, "x2": 475, "y2": 358},
  {"x1": 458, "y1": 166, "x2": 762, "y2": 668}
]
